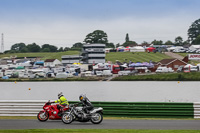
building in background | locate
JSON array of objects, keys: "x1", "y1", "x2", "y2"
[
  {"x1": 81, "y1": 43, "x2": 105, "y2": 64},
  {"x1": 61, "y1": 55, "x2": 82, "y2": 66},
  {"x1": 44, "y1": 59, "x2": 62, "y2": 67}
]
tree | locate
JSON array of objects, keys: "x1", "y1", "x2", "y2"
[
  {"x1": 11, "y1": 43, "x2": 26, "y2": 52},
  {"x1": 183, "y1": 40, "x2": 190, "y2": 45},
  {"x1": 188, "y1": 18, "x2": 200, "y2": 43},
  {"x1": 20, "y1": 47, "x2": 28, "y2": 53},
  {"x1": 164, "y1": 40, "x2": 174, "y2": 45},
  {"x1": 175, "y1": 36, "x2": 183, "y2": 46},
  {"x1": 116, "y1": 43, "x2": 120, "y2": 48},
  {"x1": 141, "y1": 41, "x2": 149, "y2": 45},
  {"x1": 122, "y1": 41, "x2": 137, "y2": 47},
  {"x1": 122, "y1": 33, "x2": 137, "y2": 47},
  {"x1": 151, "y1": 40, "x2": 163, "y2": 45},
  {"x1": 41, "y1": 48, "x2": 50, "y2": 52},
  {"x1": 41, "y1": 44, "x2": 58, "y2": 52},
  {"x1": 71, "y1": 42, "x2": 83, "y2": 48},
  {"x1": 27, "y1": 43, "x2": 40, "y2": 52},
  {"x1": 58, "y1": 47, "x2": 64, "y2": 52},
  {"x1": 84, "y1": 30, "x2": 108, "y2": 44},
  {"x1": 193, "y1": 35, "x2": 200, "y2": 44},
  {"x1": 125, "y1": 33, "x2": 129, "y2": 42},
  {"x1": 106, "y1": 43, "x2": 115, "y2": 48},
  {"x1": 49, "y1": 45, "x2": 58, "y2": 52},
  {"x1": 64, "y1": 47, "x2": 70, "y2": 51}
]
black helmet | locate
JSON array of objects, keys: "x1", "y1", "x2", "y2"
[
  {"x1": 58, "y1": 92, "x2": 63, "y2": 98},
  {"x1": 79, "y1": 94, "x2": 86, "y2": 101}
]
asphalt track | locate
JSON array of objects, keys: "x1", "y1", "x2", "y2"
[{"x1": 0, "y1": 119, "x2": 200, "y2": 130}]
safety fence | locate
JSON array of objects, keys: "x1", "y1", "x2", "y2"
[{"x1": 0, "y1": 100, "x2": 199, "y2": 118}]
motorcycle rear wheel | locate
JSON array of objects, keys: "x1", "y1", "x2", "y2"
[
  {"x1": 62, "y1": 112, "x2": 73, "y2": 124},
  {"x1": 37, "y1": 111, "x2": 49, "y2": 122},
  {"x1": 90, "y1": 112, "x2": 103, "y2": 124}
]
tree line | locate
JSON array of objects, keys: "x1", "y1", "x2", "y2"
[{"x1": 4, "y1": 18, "x2": 200, "y2": 53}]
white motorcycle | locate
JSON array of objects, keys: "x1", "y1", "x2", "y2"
[{"x1": 62, "y1": 104, "x2": 103, "y2": 124}]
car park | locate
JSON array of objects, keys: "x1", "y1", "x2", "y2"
[
  {"x1": 196, "y1": 49, "x2": 200, "y2": 53},
  {"x1": 186, "y1": 49, "x2": 197, "y2": 53},
  {"x1": 155, "y1": 67, "x2": 174, "y2": 73},
  {"x1": 177, "y1": 66, "x2": 184, "y2": 73}
]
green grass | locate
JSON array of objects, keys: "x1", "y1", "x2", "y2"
[
  {"x1": 0, "y1": 129, "x2": 199, "y2": 133},
  {"x1": 0, "y1": 51, "x2": 171, "y2": 62},
  {"x1": 0, "y1": 51, "x2": 79, "y2": 61},
  {"x1": 112, "y1": 72, "x2": 200, "y2": 81},
  {"x1": 106, "y1": 52, "x2": 171, "y2": 63}
]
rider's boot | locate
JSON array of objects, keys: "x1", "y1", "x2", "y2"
[{"x1": 57, "y1": 111, "x2": 62, "y2": 117}]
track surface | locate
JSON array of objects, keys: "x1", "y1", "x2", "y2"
[{"x1": 0, "y1": 119, "x2": 200, "y2": 130}]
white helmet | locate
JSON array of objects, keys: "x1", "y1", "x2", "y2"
[{"x1": 58, "y1": 92, "x2": 63, "y2": 98}]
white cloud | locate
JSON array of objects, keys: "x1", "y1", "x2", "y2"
[{"x1": 0, "y1": 14, "x2": 198, "y2": 51}]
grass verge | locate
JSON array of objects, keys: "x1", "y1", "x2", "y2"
[{"x1": 112, "y1": 72, "x2": 200, "y2": 81}]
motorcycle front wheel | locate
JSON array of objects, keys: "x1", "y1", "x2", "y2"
[
  {"x1": 90, "y1": 112, "x2": 103, "y2": 124},
  {"x1": 37, "y1": 111, "x2": 49, "y2": 122},
  {"x1": 62, "y1": 112, "x2": 73, "y2": 124}
]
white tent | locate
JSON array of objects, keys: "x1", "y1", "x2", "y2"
[
  {"x1": 167, "y1": 46, "x2": 176, "y2": 52},
  {"x1": 130, "y1": 46, "x2": 145, "y2": 52},
  {"x1": 184, "y1": 64, "x2": 193, "y2": 68},
  {"x1": 189, "y1": 45, "x2": 200, "y2": 50}
]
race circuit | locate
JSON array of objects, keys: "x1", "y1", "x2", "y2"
[{"x1": 0, "y1": 119, "x2": 200, "y2": 130}]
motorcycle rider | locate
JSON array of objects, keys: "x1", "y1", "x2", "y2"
[
  {"x1": 77, "y1": 94, "x2": 94, "y2": 114},
  {"x1": 51, "y1": 92, "x2": 69, "y2": 115}
]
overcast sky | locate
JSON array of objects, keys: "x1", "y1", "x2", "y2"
[{"x1": 0, "y1": 0, "x2": 200, "y2": 50}]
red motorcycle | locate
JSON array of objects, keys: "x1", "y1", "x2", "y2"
[{"x1": 37, "y1": 101, "x2": 69, "y2": 122}]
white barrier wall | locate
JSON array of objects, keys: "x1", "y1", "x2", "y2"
[{"x1": 0, "y1": 81, "x2": 200, "y2": 102}]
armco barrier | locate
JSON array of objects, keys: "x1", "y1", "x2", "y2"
[
  {"x1": 194, "y1": 102, "x2": 200, "y2": 119},
  {"x1": 0, "y1": 100, "x2": 196, "y2": 118}
]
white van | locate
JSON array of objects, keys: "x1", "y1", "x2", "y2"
[
  {"x1": 0, "y1": 72, "x2": 4, "y2": 77},
  {"x1": 102, "y1": 70, "x2": 113, "y2": 76},
  {"x1": 155, "y1": 67, "x2": 174, "y2": 73}
]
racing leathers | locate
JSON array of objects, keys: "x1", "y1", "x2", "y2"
[{"x1": 77, "y1": 97, "x2": 94, "y2": 114}]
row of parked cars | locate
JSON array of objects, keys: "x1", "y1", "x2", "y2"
[{"x1": 173, "y1": 48, "x2": 200, "y2": 53}]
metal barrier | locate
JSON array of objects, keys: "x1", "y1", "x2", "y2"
[
  {"x1": 194, "y1": 102, "x2": 200, "y2": 119},
  {"x1": 0, "y1": 100, "x2": 196, "y2": 118}
]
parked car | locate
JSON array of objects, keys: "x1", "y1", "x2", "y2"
[
  {"x1": 96, "y1": 71, "x2": 103, "y2": 76},
  {"x1": 186, "y1": 49, "x2": 197, "y2": 53},
  {"x1": 118, "y1": 70, "x2": 131, "y2": 76},
  {"x1": 177, "y1": 66, "x2": 184, "y2": 73},
  {"x1": 179, "y1": 49, "x2": 186, "y2": 53},
  {"x1": 196, "y1": 49, "x2": 200, "y2": 53},
  {"x1": 173, "y1": 48, "x2": 186, "y2": 53},
  {"x1": 128, "y1": 70, "x2": 138, "y2": 75},
  {"x1": 102, "y1": 70, "x2": 113, "y2": 76},
  {"x1": 155, "y1": 67, "x2": 174, "y2": 73},
  {"x1": 81, "y1": 71, "x2": 93, "y2": 77},
  {"x1": 190, "y1": 66, "x2": 199, "y2": 72}
]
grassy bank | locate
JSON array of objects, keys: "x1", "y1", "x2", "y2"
[
  {"x1": 106, "y1": 52, "x2": 171, "y2": 63},
  {"x1": 0, "y1": 51, "x2": 79, "y2": 61},
  {"x1": 0, "y1": 129, "x2": 199, "y2": 133},
  {"x1": 112, "y1": 72, "x2": 200, "y2": 81},
  {"x1": 1, "y1": 72, "x2": 200, "y2": 82},
  {"x1": 0, "y1": 51, "x2": 171, "y2": 63}
]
